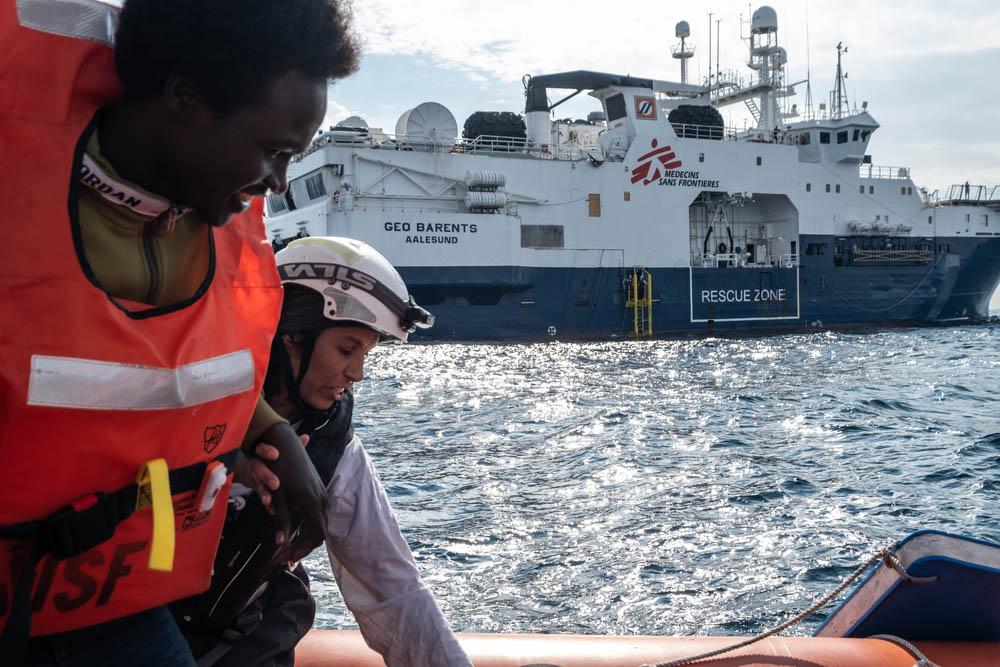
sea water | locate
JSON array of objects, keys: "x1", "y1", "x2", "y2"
[{"x1": 307, "y1": 324, "x2": 1000, "y2": 636}]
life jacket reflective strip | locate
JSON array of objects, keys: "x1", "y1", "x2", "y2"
[{"x1": 0, "y1": 1, "x2": 282, "y2": 639}]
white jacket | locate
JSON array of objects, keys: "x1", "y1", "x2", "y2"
[{"x1": 324, "y1": 437, "x2": 472, "y2": 667}]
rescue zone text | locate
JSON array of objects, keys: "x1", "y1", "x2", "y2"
[{"x1": 700, "y1": 288, "x2": 788, "y2": 303}]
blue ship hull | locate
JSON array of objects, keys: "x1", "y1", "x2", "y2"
[{"x1": 401, "y1": 236, "x2": 1000, "y2": 340}]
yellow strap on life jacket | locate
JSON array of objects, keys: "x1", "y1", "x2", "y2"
[{"x1": 136, "y1": 459, "x2": 175, "y2": 572}]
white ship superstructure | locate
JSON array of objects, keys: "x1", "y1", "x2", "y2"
[{"x1": 266, "y1": 6, "x2": 1000, "y2": 339}]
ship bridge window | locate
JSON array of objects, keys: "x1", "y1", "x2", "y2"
[
  {"x1": 853, "y1": 129, "x2": 861, "y2": 141},
  {"x1": 605, "y1": 94, "x2": 627, "y2": 122},
  {"x1": 820, "y1": 131, "x2": 831, "y2": 144},
  {"x1": 825, "y1": 184, "x2": 831, "y2": 192},
  {"x1": 266, "y1": 193, "x2": 288, "y2": 215},
  {"x1": 304, "y1": 171, "x2": 326, "y2": 200},
  {"x1": 836, "y1": 184, "x2": 841, "y2": 193},
  {"x1": 837, "y1": 131, "x2": 848, "y2": 144},
  {"x1": 869, "y1": 185, "x2": 874, "y2": 194},
  {"x1": 800, "y1": 132, "x2": 811, "y2": 145},
  {"x1": 861, "y1": 130, "x2": 870, "y2": 141}
]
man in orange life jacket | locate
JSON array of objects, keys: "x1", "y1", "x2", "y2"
[{"x1": 0, "y1": 1, "x2": 358, "y2": 665}]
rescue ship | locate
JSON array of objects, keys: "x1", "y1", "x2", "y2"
[{"x1": 265, "y1": 6, "x2": 1000, "y2": 340}]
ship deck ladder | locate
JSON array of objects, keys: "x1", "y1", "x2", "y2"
[{"x1": 625, "y1": 266, "x2": 653, "y2": 336}]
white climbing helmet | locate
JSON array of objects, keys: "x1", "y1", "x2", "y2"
[{"x1": 274, "y1": 236, "x2": 433, "y2": 342}]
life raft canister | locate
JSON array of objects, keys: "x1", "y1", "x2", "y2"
[{"x1": 0, "y1": 0, "x2": 282, "y2": 641}]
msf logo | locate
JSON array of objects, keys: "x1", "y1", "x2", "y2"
[
  {"x1": 630, "y1": 139, "x2": 682, "y2": 186},
  {"x1": 204, "y1": 424, "x2": 227, "y2": 453}
]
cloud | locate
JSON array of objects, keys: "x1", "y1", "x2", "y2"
[{"x1": 350, "y1": 0, "x2": 1000, "y2": 85}]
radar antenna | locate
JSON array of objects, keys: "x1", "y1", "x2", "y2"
[
  {"x1": 672, "y1": 21, "x2": 695, "y2": 84},
  {"x1": 805, "y1": 7, "x2": 813, "y2": 117},
  {"x1": 833, "y1": 42, "x2": 849, "y2": 119}
]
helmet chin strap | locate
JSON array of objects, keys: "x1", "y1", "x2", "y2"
[{"x1": 279, "y1": 332, "x2": 333, "y2": 423}]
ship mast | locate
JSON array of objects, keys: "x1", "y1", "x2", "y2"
[
  {"x1": 697, "y1": 6, "x2": 795, "y2": 134},
  {"x1": 748, "y1": 5, "x2": 781, "y2": 131},
  {"x1": 672, "y1": 21, "x2": 695, "y2": 84},
  {"x1": 832, "y1": 42, "x2": 849, "y2": 119}
]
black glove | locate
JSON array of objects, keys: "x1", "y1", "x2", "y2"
[{"x1": 249, "y1": 422, "x2": 327, "y2": 544}]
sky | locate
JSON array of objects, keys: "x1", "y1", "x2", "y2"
[{"x1": 326, "y1": 0, "x2": 1000, "y2": 305}]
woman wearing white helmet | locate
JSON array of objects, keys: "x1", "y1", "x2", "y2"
[{"x1": 173, "y1": 237, "x2": 468, "y2": 667}]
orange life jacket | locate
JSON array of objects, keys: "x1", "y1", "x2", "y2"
[{"x1": 0, "y1": 0, "x2": 282, "y2": 639}]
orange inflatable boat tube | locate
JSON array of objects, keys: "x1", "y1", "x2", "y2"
[{"x1": 296, "y1": 630, "x2": 999, "y2": 666}]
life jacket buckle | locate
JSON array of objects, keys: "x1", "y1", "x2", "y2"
[{"x1": 45, "y1": 492, "x2": 119, "y2": 560}]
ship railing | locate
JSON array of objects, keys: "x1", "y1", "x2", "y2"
[
  {"x1": 697, "y1": 252, "x2": 745, "y2": 267},
  {"x1": 935, "y1": 183, "x2": 1000, "y2": 205},
  {"x1": 735, "y1": 128, "x2": 802, "y2": 145},
  {"x1": 695, "y1": 252, "x2": 798, "y2": 268},
  {"x1": 779, "y1": 253, "x2": 799, "y2": 267},
  {"x1": 671, "y1": 122, "x2": 765, "y2": 142},
  {"x1": 860, "y1": 164, "x2": 911, "y2": 180},
  {"x1": 671, "y1": 123, "x2": 735, "y2": 141},
  {"x1": 295, "y1": 130, "x2": 578, "y2": 161},
  {"x1": 851, "y1": 248, "x2": 933, "y2": 264},
  {"x1": 458, "y1": 134, "x2": 585, "y2": 160}
]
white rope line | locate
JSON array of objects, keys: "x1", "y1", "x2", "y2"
[
  {"x1": 641, "y1": 543, "x2": 934, "y2": 667},
  {"x1": 867, "y1": 634, "x2": 941, "y2": 667}
]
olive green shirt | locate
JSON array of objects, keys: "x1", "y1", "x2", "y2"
[{"x1": 78, "y1": 130, "x2": 284, "y2": 447}]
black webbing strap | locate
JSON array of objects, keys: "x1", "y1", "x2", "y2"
[{"x1": 0, "y1": 449, "x2": 239, "y2": 665}]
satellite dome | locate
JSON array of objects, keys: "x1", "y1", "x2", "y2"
[
  {"x1": 675, "y1": 21, "x2": 690, "y2": 39},
  {"x1": 394, "y1": 109, "x2": 412, "y2": 137},
  {"x1": 751, "y1": 6, "x2": 778, "y2": 34},
  {"x1": 396, "y1": 102, "x2": 458, "y2": 144},
  {"x1": 337, "y1": 115, "x2": 369, "y2": 130}
]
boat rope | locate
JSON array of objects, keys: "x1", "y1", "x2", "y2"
[
  {"x1": 641, "y1": 543, "x2": 935, "y2": 667},
  {"x1": 867, "y1": 634, "x2": 940, "y2": 667},
  {"x1": 882, "y1": 551, "x2": 937, "y2": 584},
  {"x1": 821, "y1": 253, "x2": 942, "y2": 314}
]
